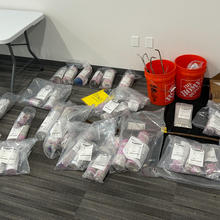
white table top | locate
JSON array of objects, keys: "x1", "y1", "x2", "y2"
[{"x1": 0, "y1": 9, "x2": 44, "y2": 44}]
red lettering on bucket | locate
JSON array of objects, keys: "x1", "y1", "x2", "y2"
[
  {"x1": 180, "y1": 79, "x2": 202, "y2": 97},
  {"x1": 165, "y1": 84, "x2": 175, "y2": 102}
]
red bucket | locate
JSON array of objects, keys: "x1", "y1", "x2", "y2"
[
  {"x1": 145, "y1": 60, "x2": 176, "y2": 106},
  {"x1": 175, "y1": 54, "x2": 207, "y2": 100}
]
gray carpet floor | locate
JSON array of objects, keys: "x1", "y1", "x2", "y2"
[{"x1": 0, "y1": 55, "x2": 219, "y2": 220}]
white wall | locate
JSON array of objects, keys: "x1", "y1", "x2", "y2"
[{"x1": 0, "y1": 0, "x2": 219, "y2": 77}]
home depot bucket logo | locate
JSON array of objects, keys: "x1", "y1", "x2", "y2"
[
  {"x1": 180, "y1": 79, "x2": 202, "y2": 98},
  {"x1": 165, "y1": 83, "x2": 176, "y2": 102}
]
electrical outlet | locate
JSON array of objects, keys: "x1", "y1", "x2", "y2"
[
  {"x1": 145, "y1": 37, "x2": 154, "y2": 48},
  {"x1": 130, "y1": 35, "x2": 140, "y2": 47}
]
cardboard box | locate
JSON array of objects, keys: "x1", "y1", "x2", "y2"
[{"x1": 210, "y1": 73, "x2": 220, "y2": 103}]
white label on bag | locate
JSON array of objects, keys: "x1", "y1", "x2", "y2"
[
  {"x1": 188, "y1": 148, "x2": 205, "y2": 167},
  {"x1": 50, "y1": 122, "x2": 62, "y2": 138},
  {"x1": 0, "y1": 147, "x2": 17, "y2": 164},
  {"x1": 127, "y1": 122, "x2": 146, "y2": 130},
  {"x1": 103, "y1": 100, "x2": 119, "y2": 114},
  {"x1": 114, "y1": 102, "x2": 128, "y2": 113},
  {"x1": 178, "y1": 107, "x2": 192, "y2": 120},
  {"x1": 78, "y1": 141, "x2": 93, "y2": 161},
  {"x1": 123, "y1": 136, "x2": 144, "y2": 160},
  {"x1": 205, "y1": 147, "x2": 218, "y2": 162},
  {"x1": 92, "y1": 154, "x2": 111, "y2": 171},
  {"x1": 35, "y1": 85, "x2": 52, "y2": 100},
  {"x1": 171, "y1": 143, "x2": 185, "y2": 161},
  {"x1": 128, "y1": 100, "x2": 139, "y2": 112},
  {"x1": 7, "y1": 126, "x2": 24, "y2": 139}
]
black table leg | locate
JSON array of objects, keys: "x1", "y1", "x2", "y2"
[
  {"x1": 7, "y1": 43, "x2": 16, "y2": 92},
  {"x1": 24, "y1": 31, "x2": 44, "y2": 71},
  {"x1": 6, "y1": 30, "x2": 44, "y2": 92}
]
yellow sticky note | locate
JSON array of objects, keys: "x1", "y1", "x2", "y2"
[
  {"x1": 161, "y1": 127, "x2": 168, "y2": 133},
  {"x1": 82, "y1": 90, "x2": 109, "y2": 107}
]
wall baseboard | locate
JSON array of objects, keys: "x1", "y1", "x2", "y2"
[{"x1": 0, "y1": 54, "x2": 145, "y2": 76}]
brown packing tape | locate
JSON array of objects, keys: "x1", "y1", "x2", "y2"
[{"x1": 167, "y1": 131, "x2": 219, "y2": 143}]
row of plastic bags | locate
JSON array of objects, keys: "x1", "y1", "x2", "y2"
[
  {"x1": 51, "y1": 63, "x2": 138, "y2": 89},
  {"x1": 0, "y1": 109, "x2": 164, "y2": 182},
  {"x1": 44, "y1": 107, "x2": 165, "y2": 183}
]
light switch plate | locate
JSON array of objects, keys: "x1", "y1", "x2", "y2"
[
  {"x1": 130, "y1": 35, "x2": 140, "y2": 47},
  {"x1": 145, "y1": 37, "x2": 154, "y2": 48}
]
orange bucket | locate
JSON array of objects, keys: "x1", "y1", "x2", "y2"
[
  {"x1": 145, "y1": 60, "x2": 176, "y2": 106},
  {"x1": 175, "y1": 54, "x2": 207, "y2": 100}
]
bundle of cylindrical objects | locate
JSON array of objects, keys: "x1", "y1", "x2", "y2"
[
  {"x1": 63, "y1": 64, "x2": 78, "y2": 84},
  {"x1": 50, "y1": 66, "x2": 68, "y2": 84},
  {"x1": 0, "y1": 138, "x2": 37, "y2": 175},
  {"x1": 82, "y1": 149, "x2": 114, "y2": 183},
  {"x1": 74, "y1": 64, "x2": 93, "y2": 86},
  {"x1": 118, "y1": 71, "x2": 135, "y2": 88},
  {"x1": 100, "y1": 68, "x2": 116, "y2": 89},
  {"x1": 89, "y1": 69, "x2": 104, "y2": 88},
  {"x1": 46, "y1": 116, "x2": 94, "y2": 160},
  {"x1": 43, "y1": 87, "x2": 62, "y2": 110},
  {"x1": 29, "y1": 84, "x2": 54, "y2": 107},
  {"x1": 59, "y1": 104, "x2": 93, "y2": 122},
  {"x1": 56, "y1": 119, "x2": 117, "y2": 171},
  {"x1": 56, "y1": 138, "x2": 96, "y2": 171},
  {"x1": 50, "y1": 64, "x2": 79, "y2": 85},
  {"x1": 19, "y1": 78, "x2": 72, "y2": 110},
  {"x1": 158, "y1": 135, "x2": 220, "y2": 180},
  {"x1": 95, "y1": 87, "x2": 149, "y2": 120},
  {"x1": 43, "y1": 120, "x2": 65, "y2": 159},
  {"x1": 112, "y1": 130, "x2": 150, "y2": 172},
  {"x1": 99, "y1": 100, "x2": 129, "y2": 120},
  {"x1": 7, "y1": 107, "x2": 36, "y2": 141},
  {"x1": 42, "y1": 84, "x2": 72, "y2": 110},
  {"x1": 36, "y1": 104, "x2": 64, "y2": 140}
]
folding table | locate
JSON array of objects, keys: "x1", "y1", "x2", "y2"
[{"x1": 0, "y1": 9, "x2": 45, "y2": 91}]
